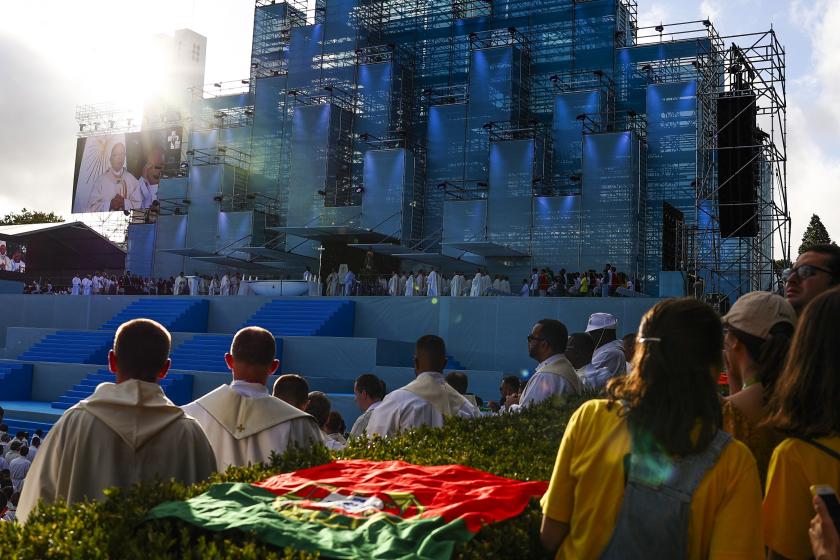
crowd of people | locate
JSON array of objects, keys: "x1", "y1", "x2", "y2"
[
  {"x1": 326, "y1": 263, "x2": 640, "y2": 298},
  {"x1": 4, "y1": 244, "x2": 840, "y2": 559}
]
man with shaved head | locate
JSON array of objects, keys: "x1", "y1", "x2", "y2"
[
  {"x1": 183, "y1": 327, "x2": 323, "y2": 471},
  {"x1": 366, "y1": 335, "x2": 479, "y2": 437}
]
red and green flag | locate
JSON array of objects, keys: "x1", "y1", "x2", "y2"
[{"x1": 148, "y1": 459, "x2": 548, "y2": 559}]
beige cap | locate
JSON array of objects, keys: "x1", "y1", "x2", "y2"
[{"x1": 723, "y1": 291, "x2": 796, "y2": 339}]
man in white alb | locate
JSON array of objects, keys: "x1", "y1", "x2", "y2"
[
  {"x1": 416, "y1": 270, "x2": 426, "y2": 296},
  {"x1": 71, "y1": 274, "x2": 81, "y2": 295},
  {"x1": 138, "y1": 148, "x2": 165, "y2": 209},
  {"x1": 220, "y1": 273, "x2": 230, "y2": 296},
  {"x1": 81, "y1": 275, "x2": 93, "y2": 295},
  {"x1": 404, "y1": 272, "x2": 416, "y2": 296},
  {"x1": 173, "y1": 272, "x2": 186, "y2": 295},
  {"x1": 470, "y1": 270, "x2": 482, "y2": 297},
  {"x1": 183, "y1": 327, "x2": 324, "y2": 471},
  {"x1": 0, "y1": 242, "x2": 11, "y2": 271},
  {"x1": 450, "y1": 272, "x2": 463, "y2": 297},
  {"x1": 426, "y1": 269, "x2": 440, "y2": 297},
  {"x1": 366, "y1": 335, "x2": 479, "y2": 437},
  {"x1": 480, "y1": 271, "x2": 492, "y2": 296},
  {"x1": 387, "y1": 272, "x2": 399, "y2": 296},
  {"x1": 505, "y1": 319, "x2": 582, "y2": 411},
  {"x1": 349, "y1": 373, "x2": 385, "y2": 438}
]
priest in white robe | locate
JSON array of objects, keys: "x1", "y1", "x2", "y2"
[
  {"x1": 492, "y1": 275, "x2": 502, "y2": 293},
  {"x1": 480, "y1": 272, "x2": 492, "y2": 296},
  {"x1": 82, "y1": 275, "x2": 93, "y2": 295},
  {"x1": 174, "y1": 273, "x2": 186, "y2": 295},
  {"x1": 366, "y1": 335, "x2": 479, "y2": 437},
  {"x1": 398, "y1": 272, "x2": 407, "y2": 296},
  {"x1": 387, "y1": 272, "x2": 399, "y2": 296},
  {"x1": 17, "y1": 319, "x2": 216, "y2": 523},
  {"x1": 450, "y1": 273, "x2": 464, "y2": 298},
  {"x1": 183, "y1": 327, "x2": 324, "y2": 471},
  {"x1": 470, "y1": 271, "x2": 482, "y2": 297},
  {"x1": 71, "y1": 275, "x2": 81, "y2": 295},
  {"x1": 426, "y1": 269, "x2": 440, "y2": 297},
  {"x1": 416, "y1": 270, "x2": 426, "y2": 296},
  {"x1": 404, "y1": 273, "x2": 416, "y2": 296},
  {"x1": 220, "y1": 273, "x2": 230, "y2": 296},
  {"x1": 209, "y1": 276, "x2": 219, "y2": 296}
]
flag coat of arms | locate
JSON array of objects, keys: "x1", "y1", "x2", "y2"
[{"x1": 148, "y1": 459, "x2": 548, "y2": 559}]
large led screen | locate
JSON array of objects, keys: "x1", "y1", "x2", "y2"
[
  {"x1": 72, "y1": 127, "x2": 183, "y2": 213},
  {"x1": 0, "y1": 238, "x2": 27, "y2": 273}
]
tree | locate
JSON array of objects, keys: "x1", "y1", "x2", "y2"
[
  {"x1": 0, "y1": 208, "x2": 64, "y2": 226},
  {"x1": 799, "y1": 214, "x2": 834, "y2": 255}
]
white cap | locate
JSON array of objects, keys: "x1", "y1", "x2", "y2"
[{"x1": 586, "y1": 312, "x2": 618, "y2": 332}]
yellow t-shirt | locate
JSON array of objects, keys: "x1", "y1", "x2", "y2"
[
  {"x1": 763, "y1": 435, "x2": 840, "y2": 559},
  {"x1": 541, "y1": 399, "x2": 764, "y2": 560}
]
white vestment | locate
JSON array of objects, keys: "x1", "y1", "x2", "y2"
[
  {"x1": 220, "y1": 275, "x2": 230, "y2": 296},
  {"x1": 17, "y1": 380, "x2": 216, "y2": 523},
  {"x1": 502, "y1": 279, "x2": 511, "y2": 294},
  {"x1": 183, "y1": 381, "x2": 324, "y2": 472},
  {"x1": 303, "y1": 270, "x2": 313, "y2": 282},
  {"x1": 404, "y1": 275, "x2": 415, "y2": 296},
  {"x1": 71, "y1": 276, "x2": 81, "y2": 295},
  {"x1": 87, "y1": 169, "x2": 142, "y2": 213},
  {"x1": 81, "y1": 278, "x2": 92, "y2": 295},
  {"x1": 520, "y1": 282, "x2": 530, "y2": 296},
  {"x1": 492, "y1": 278, "x2": 501, "y2": 293},
  {"x1": 387, "y1": 274, "x2": 399, "y2": 296},
  {"x1": 92, "y1": 275, "x2": 102, "y2": 294},
  {"x1": 366, "y1": 371, "x2": 479, "y2": 437},
  {"x1": 327, "y1": 273, "x2": 338, "y2": 296},
  {"x1": 209, "y1": 279, "x2": 219, "y2": 295},
  {"x1": 174, "y1": 275, "x2": 186, "y2": 295},
  {"x1": 349, "y1": 400, "x2": 382, "y2": 438},
  {"x1": 450, "y1": 275, "x2": 463, "y2": 298},
  {"x1": 416, "y1": 273, "x2": 426, "y2": 296},
  {"x1": 480, "y1": 274, "x2": 492, "y2": 296},
  {"x1": 470, "y1": 274, "x2": 482, "y2": 297},
  {"x1": 581, "y1": 339, "x2": 626, "y2": 390},
  {"x1": 188, "y1": 276, "x2": 199, "y2": 296},
  {"x1": 398, "y1": 275, "x2": 407, "y2": 296},
  {"x1": 426, "y1": 271, "x2": 440, "y2": 297}
]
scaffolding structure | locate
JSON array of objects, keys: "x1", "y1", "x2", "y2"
[{"x1": 143, "y1": 0, "x2": 785, "y2": 293}]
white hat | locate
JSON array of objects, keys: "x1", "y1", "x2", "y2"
[{"x1": 586, "y1": 312, "x2": 618, "y2": 332}]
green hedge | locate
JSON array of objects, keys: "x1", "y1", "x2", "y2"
[{"x1": 0, "y1": 397, "x2": 590, "y2": 558}]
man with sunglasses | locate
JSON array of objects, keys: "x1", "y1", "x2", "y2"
[{"x1": 784, "y1": 244, "x2": 840, "y2": 314}]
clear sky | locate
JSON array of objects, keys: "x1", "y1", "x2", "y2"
[{"x1": 0, "y1": 0, "x2": 834, "y2": 257}]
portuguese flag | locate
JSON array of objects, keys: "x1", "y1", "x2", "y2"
[{"x1": 148, "y1": 459, "x2": 548, "y2": 559}]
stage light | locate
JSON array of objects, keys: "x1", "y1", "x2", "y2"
[
  {"x1": 180, "y1": 161, "x2": 190, "y2": 169},
  {"x1": 642, "y1": 64, "x2": 652, "y2": 73},
  {"x1": 549, "y1": 74, "x2": 559, "y2": 82},
  {"x1": 575, "y1": 113, "x2": 586, "y2": 121},
  {"x1": 354, "y1": 186, "x2": 365, "y2": 194},
  {"x1": 628, "y1": 110, "x2": 637, "y2": 118},
  {"x1": 213, "y1": 82, "x2": 222, "y2": 88},
  {"x1": 507, "y1": 26, "x2": 516, "y2": 34},
  {"x1": 246, "y1": 193, "x2": 257, "y2": 200},
  {"x1": 251, "y1": 62, "x2": 260, "y2": 68},
  {"x1": 702, "y1": 19, "x2": 711, "y2": 28},
  {"x1": 655, "y1": 24, "x2": 664, "y2": 33},
  {"x1": 437, "y1": 182, "x2": 447, "y2": 189},
  {"x1": 317, "y1": 189, "x2": 327, "y2": 196},
  {"x1": 324, "y1": 85, "x2": 333, "y2": 91},
  {"x1": 477, "y1": 181, "x2": 488, "y2": 188},
  {"x1": 213, "y1": 194, "x2": 224, "y2": 202},
  {"x1": 569, "y1": 174, "x2": 582, "y2": 182},
  {"x1": 241, "y1": 79, "x2": 250, "y2": 84},
  {"x1": 182, "y1": 198, "x2": 192, "y2": 204},
  {"x1": 186, "y1": 149, "x2": 194, "y2": 156},
  {"x1": 123, "y1": 210, "x2": 130, "y2": 216},
  {"x1": 593, "y1": 69, "x2": 604, "y2": 78}
]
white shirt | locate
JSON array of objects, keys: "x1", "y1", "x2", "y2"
[
  {"x1": 581, "y1": 339, "x2": 626, "y2": 390},
  {"x1": 349, "y1": 400, "x2": 382, "y2": 438},
  {"x1": 366, "y1": 372, "x2": 479, "y2": 437},
  {"x1": 10, "y1": 455, "x2": 31, "y2": 492},
  {"x1": 513, "y1": 354, "x2": 574, "y2": 409}
]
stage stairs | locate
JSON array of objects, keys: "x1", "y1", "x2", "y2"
[
  {"x1": 99, "y1": 298, "x2": 209, "y2": 332},
  {"x1": 242, "y1": 299, "x2": 355, "y2": 337},
  {"x1": 17, "y1": 330, "x2": 115, "y2": 364}
]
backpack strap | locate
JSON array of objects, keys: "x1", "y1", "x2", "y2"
[{"x1": 794, "y1": 436, "x2": 840, "y2": 462}]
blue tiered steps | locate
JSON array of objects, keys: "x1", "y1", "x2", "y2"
[
  {"x1": 99, "y1": 298, "x2": 209, "y2": 332},
  {"x1": 3, "y1": 418, "x2": 52, "y2": 437},
  {"x1": 51, "y1": 369, "x2": 194, "y2": 410},
  {"x1": 0, "y1": 361, "x2": 33, "y2": 400},
  {"x1": 243, "y1": 299, "x2": 355, "y2": 337},
  {"x1": 18, "y1": 330, "x2": 115, "y2": 364},
  {"x1": 170, "y1": 335, "x2": 235, "y2": 373}
]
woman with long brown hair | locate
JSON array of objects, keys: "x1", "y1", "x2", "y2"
[
  {"x1": 763, "y1": 287, "x2": 840, "y2": 560},
  {"x1": 540, "y1": 298, "x2": 763, "y2": 559}
]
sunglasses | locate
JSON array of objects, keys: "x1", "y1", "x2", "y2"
[{"x1": 782, "y1": 264, "x2": 833, "y2": 282}]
